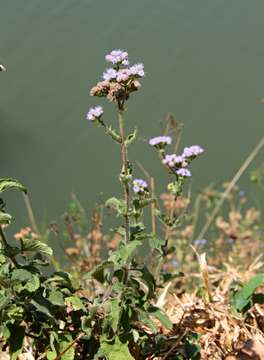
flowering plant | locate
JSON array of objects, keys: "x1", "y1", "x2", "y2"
[
  {"x1": 84, "y1": 49, "x2": 204, "y2": 358},
  {"x1": 0, "y1": 50, "x2": 204, "y2": 359}
]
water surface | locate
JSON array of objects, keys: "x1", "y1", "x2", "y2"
[{"x1": 1, "y1": 0, "x2": 264, "y2": 229}]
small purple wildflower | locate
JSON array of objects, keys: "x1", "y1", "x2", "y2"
[
  {"x1": 183, "y1": 145, "x2": 204, "y2": 158},
  {"x1": 105, "y1": 49, "x2": 129, "y2": 65},
  {"x1": 163, "y1": 154, "x2": 184, "y2": 167},
  {"x1": 130, "y1": 63, "x2": 145, "y2": 77},
  {"x1": 103, "y1": 68, "x2": 117, "y2": 81},
  {"x1": 86, "y1": 106, "x2": 104, "y2": 121},
  {"x1": 133, "y1": 179, "x2": 148, "y2": 194},
  {"x1": 149, "y1": 136, "x2": 172, "y2": 147},
  {"x1": 176, "y1": 168, "x2": 191, "y2": 177},
  {"x1": 116, "y1": 68, "x2": 131, "y2": 82},
  {"x1": 194, "y1": 239, "x2": 207, "y2": 247}
]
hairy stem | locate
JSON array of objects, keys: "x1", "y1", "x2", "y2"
[{"x1": 118, "y1": 108, "x2": 130, "y2": 243}]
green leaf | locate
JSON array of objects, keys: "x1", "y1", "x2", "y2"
[
  {"x1": 137, "y1": 309, "x2": 159, "y2": 333},
  {"x1": 103, "y1": 298, "x2": 121, "y2": 333},
  {"x1": 110, "y1": 241, "x2": 142, "y2": 265},
  {"x1": 0, "y1": 210, "x2": 12, "y2": 225},
  {"x1": 105, "y1": 197, "x2": 126, "y2": 215},
  {"x1": 65, "y1": 296, "x2": 85, "y2": 311},
  {"x1": 48, "y1": 333, "x2": 75, "y2": 360},
  {"x1": 148, "y1": 236, "x2": 166, "y2": 255},
  {"x1": 21, "y1": 238, "x2": 53, "y2": 256},
  {"x1": 11, "y1": 269, "x2": 40, "y2": 293},
  {"x1": 232, "y1": 274, "x2": 264, "y2": 312},
  {"x1": 148, "y1": 306, "x2": 173, "y2": 330},
  {"x1": 5, "y1": 324, "x2": 25, "y2": 360},
  {"x1": 58, "y1": 333, "x2": 75, "y2": 360},
  {"x1": 0, "y1": 178, "x2": 27, "y2": 194},
  {"x1": 84, "y1": 260, "x2": 114, "y2": 282},
  {"x1": 139, "y1": 266, "x2": 156, "y2": 298},
  {"x1": 30, "y1": 297, "x2": 53, "y2": 317},
  {"x1": 98, "y1": 337, "x2": 134, "y2": 360},
  {"x1": 125, "y1": 127, "x2": 137, "y2": 146},
  {"x1": 47, "y1": 350, "x2": 57, "y2": 360},
  {"x1": 48, "y1": 290, "x2": 65, "y2": 306},
  {"x1": 184, "y1": 332, "x2": 201, "y2": 359}
]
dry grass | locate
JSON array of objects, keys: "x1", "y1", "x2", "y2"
[{"x1": 153, "y1": 255, "x2": 264, "y2": 359}]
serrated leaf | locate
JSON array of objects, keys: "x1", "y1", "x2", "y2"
[
  {"x1": 21, "y1": 238, "x2": 53, "y2": 256},
  {"x1": 98, "y1": 337, "x2": 134, "y2": 360},
  {"x1": 0, "y1": 178, "x2": 27, "y2": 194},
  {"x1": 233, "y1": 274, "x2": 264, "y2": 312},
  {"x1": 105, "y1": 197, "x2": 126, "y2": 215},
  {"x1": 11, "y1": 269, "x2": 40, "y2": 293},
  {"x1": 110, "y1": 241, "x2": 141, "y2": 265},
  {"x1": 148, "y1": 236, "x2": 166, "y2": 255},
  {"x1": 148, "y1": 306, "x2": 173, "y2": 330}
]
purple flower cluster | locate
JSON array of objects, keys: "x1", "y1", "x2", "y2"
[
  {"x1": 103, "y1": 68, "x2": 117, "y2": 81},
  {"x1": 103, "y1": 65, "x2": 144, "y2": 83},
  {"x1": 162, "y1": 154, "x2": 185, "y2": 167},
  {"x1": 176, "y1": 168, "x2": 191, "y2": 177},
  {"x1": 183, "y1": 145, "x2": 204, "y2": 158},
  {"x1": 133, "y1": 179, "x2": 148, "y2": 194},
  {"x1": 90, "y1": 49, "x2": 145, "y2": 104},
  {"x1": 116, "y1": 68, "x2": 131, "y2": 82},
  {"x1": 149, "y1": 136, "x2": 172, "y2": 147},
  {"x1": 105, "y1": 49, "x2": 129, "y2": 65},
  {"x1": 154, "y1": 140, "x2": 204, "y2": 178},
  {"x1": 129, "y1": 63, "x2": 145, "y2": 77},
  {"x1": 86, "y1": 106, "x2": 104, "y2": 121}
]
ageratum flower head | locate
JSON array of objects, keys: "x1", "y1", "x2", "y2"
[
  {"x1": 103, "y1": 68, "x2": 117, "y2": 81},
  {"x1": 162, "y1": 154, "x2": 185, "y2": 168},
  {"x1": 133, "y1": 179, "x2": 148, "y2": 194},
  {"x1": 86, "y1": 106, "x2": 104, "y2": 121},
  {"x1": 183, "y1": 145, "x2": 204, "y2": 158},
  {"x1": 130, "y1": 63, "x2": 145, "y2": 77},
  {"x1": 90, "y1": 50, "x2": 144, "y2": 103},
  {"x1": 149, "y1": 136, "x2": 172, "y2": 148},
  {"x1": 176, "y1": 168, "x2": 191, "y2": 177},
  {"x1": 116, "y1": 69, "x2": 131, "y2": 82},
  {"x1": 105, "y1": 49, "x2": 129, "y2": 65}
]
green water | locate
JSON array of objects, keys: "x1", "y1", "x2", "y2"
[{"x1": 1, "y1": 0, "x2": 264, "y2": 230}]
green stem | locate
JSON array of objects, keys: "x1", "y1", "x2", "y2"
[
  {"x1": 0, "y1": 225, "x2": 8, "y2": 248},
  {"x1": 118, "y1": 108, "x2": 130, "y2": 243},
  {"x1": 0, "y1": 225, "x2": 19, "y2": 268}
]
